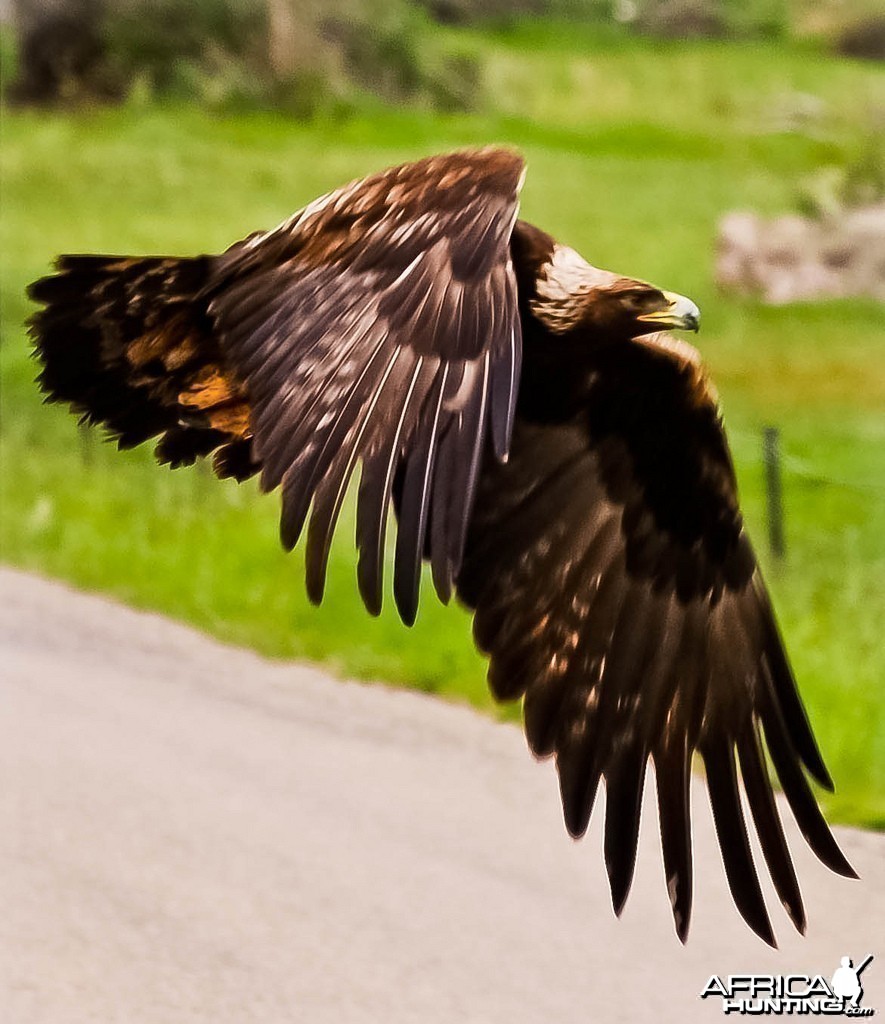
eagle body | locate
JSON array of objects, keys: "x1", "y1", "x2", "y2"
[{"x1": 28, "y1": 147, "x2": 854, "y2": 946}]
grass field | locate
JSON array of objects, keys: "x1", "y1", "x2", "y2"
[{"x1": 1, "y1": 27, "x2": 883, "y2": 826}]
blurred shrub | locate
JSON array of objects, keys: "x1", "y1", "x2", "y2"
[
  {"x1": 319, "y1": 0, "x2": 483, "y2": 111},
  {"x1": 636, "y1": 0, "x2": 728, "y2": 38},
  {"x1": 5, "y1": 0, "x2": 122, "y2": 105},
  {"x1": 5, "y1": 0, "x2": 483, "y2": 114},
  {"x1": 635, "y1": 0, "x2": 788, "y2": 39},
  {"x1": 414, "y1": 0, "x2": 547, "y2": 25},
  {"x1": 103, "y1": 0, "x2": 265, "y2": 97},
  {"x1": 790, "y1": 0, "x2": 885, "y2": 39},
  {"x1": 834, "y1": 15, "x2": 885, "y2": 62},
  {"x1": 841, "y1": 123, "x2": 885, "y2": 206},
  {"x1": 795, "y1": 116, "x2": 885, "y2": 218},
  {"x1": 0, "y1": 27, "x2": 20, "y2": 94},
  {"x1": 414, "y1": 0, "x2": 788, "y2": 36}
]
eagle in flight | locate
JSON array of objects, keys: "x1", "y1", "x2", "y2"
[{"x1": 28, "y1": 147, "x2": 855, "y2": 945}]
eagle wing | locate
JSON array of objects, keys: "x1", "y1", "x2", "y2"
[
  {"x1": 457, "y1": 335, "x2": 855, "y2": 945},
  {"x1": 207, "y1": 148, "x2": 525, "y2": 623}
]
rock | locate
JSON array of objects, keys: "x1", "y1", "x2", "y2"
[{"x1": 715, "y1": 204, "x2": 885, "y2": 304}]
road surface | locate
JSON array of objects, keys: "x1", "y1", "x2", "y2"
[{"x1": 1, "y1": 568, "x2": 882, "y2": 1022}]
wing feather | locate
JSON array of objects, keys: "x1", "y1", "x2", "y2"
[
  {"x1": 737, "y1": 723, "x2": 806, "y2": 932},
  {"x1": 305, "y1": 347, "x2": 403, "y2": 603},
  {"x1": 702, "y1": 739, "x2": 776, "y2": 946},
  {"x1": 428, "y1": 353, "x2": 491, "y2": 601},
  {"x1": 280, "y1": 328, "x2": 391, "y2": 551},
  {"x1": 356, "y1": 356, "x2": 427, "y2": 615},
  {"x1": 654, "y1": 737, "x2": 693, "y2": 942},
  {"x1": 394, "y1": 364, "x2": 449, "y2": 625},
  {"x1": 759, "y1": 671, "x2": 856, "y2": 878},
  {"x1": 490, "y1": 321, "x2": 520, "y2": 459},
  {"x1": 604, "y1": 734, "x2": 648, "y2": 917}
]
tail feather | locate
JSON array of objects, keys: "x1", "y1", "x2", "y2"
[{"x1": 28, "y1": 254, "x2": 259, "y2": 478}]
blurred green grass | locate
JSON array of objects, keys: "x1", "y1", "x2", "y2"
[{"x1": 1, "y1": 29, "x2": 883, "y2": 826}]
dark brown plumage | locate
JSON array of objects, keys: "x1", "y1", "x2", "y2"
[{"x1": 27, "y1": 147, "x2": 855, "y2": 946}]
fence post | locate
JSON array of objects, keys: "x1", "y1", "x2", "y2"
[
  {"x1": 78, "y1": 422, "x2": 95, "y2": 467},
  {"x1": 195, "y1": 456, "x2": 212, "y2": 503},
  {"x1": 762, "y1": 426, "x2": 785, "y2": 560}
]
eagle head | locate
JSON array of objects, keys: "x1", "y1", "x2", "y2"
[{"x1": 528, "y1": 240, "x2": 700, "y2": 340}]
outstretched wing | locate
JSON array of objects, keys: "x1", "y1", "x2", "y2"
[
  {"x1": 457, "y1": 334, "x2": 855, "y2": 945},
  {"x1": 208, "y1": 148, "x2": 525, "y2": 623}
]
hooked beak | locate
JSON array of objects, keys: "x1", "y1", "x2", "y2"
[{"x1": 636, "y1": 291, "x2": 700, "y2": 332}]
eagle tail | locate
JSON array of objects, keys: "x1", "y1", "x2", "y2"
[{"x1": 28, "y1": 254, "x2": 257, "y2": 481}]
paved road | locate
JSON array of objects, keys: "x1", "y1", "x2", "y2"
[{"x1": 1, "y1": 568, "x2": 882, "y2": 1023}]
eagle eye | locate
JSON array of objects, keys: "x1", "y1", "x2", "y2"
[{"x1": 621, "y1": 289, "x2": 664, "y2": 314}]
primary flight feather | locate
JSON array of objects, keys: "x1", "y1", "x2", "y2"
[{"x1": 28, "y1": 147, "x2": 855, "y2": 945}]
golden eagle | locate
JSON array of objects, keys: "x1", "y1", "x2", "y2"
[{"x1": 28, "y1": 147, "x2": 855, "y2": 945}]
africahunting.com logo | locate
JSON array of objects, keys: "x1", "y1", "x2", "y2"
[{"x1": 701, "y1": 955, "x2": 875, "y2": 1016}]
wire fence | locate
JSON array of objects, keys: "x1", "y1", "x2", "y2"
[
  {"x1": 74, "y1": 419, "x2": 884, "y2": 562},
  {"x1": 728, "y1": 424, "x2": 885, "y2": 561},
  {"x1": 763, "y1": 426, "x2": 787, "y2": 559},
  {"x1": 729, "y1": 427, "x2": 885, "y2": 495}
]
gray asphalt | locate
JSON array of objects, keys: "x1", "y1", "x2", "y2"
[{"x1": 1, "y1": 567, "x2": 882, "y2": 1023}]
